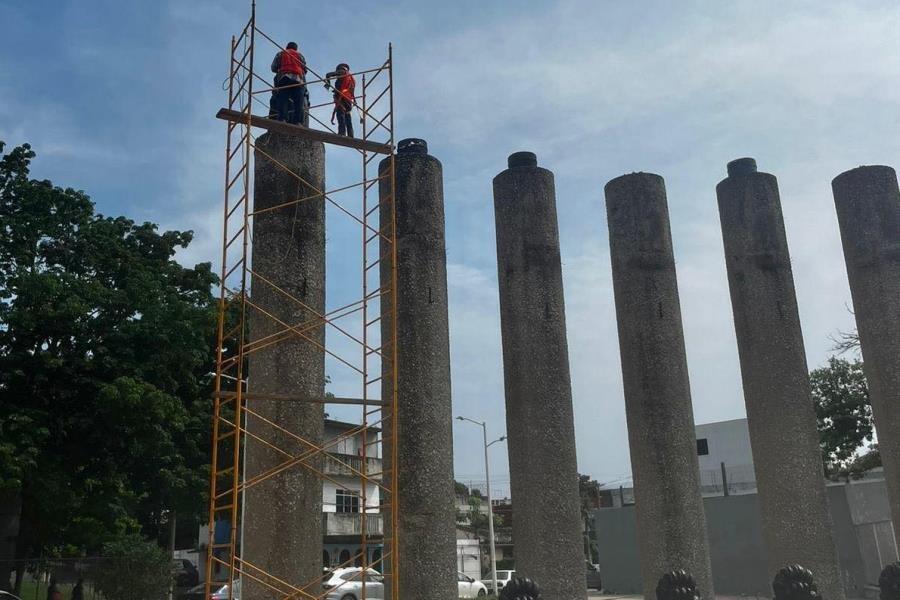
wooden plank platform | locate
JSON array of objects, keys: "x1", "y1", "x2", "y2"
[
  {"x1": 216, "y1": 108, "x2": 393, "y2": 155},
  {"x1": 214, "y1": 390, "x2": 387, "y2": 407}
]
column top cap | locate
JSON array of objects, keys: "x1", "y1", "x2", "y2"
[
  {"x1": 398, "y1": 138, "x2": 428, "y2": 155},
  {"x1": 508, "y1": 151, "x2": 538, "y2": 168},
  {"x1": 727, "y1": 157, "x2": 758, "y2": 177}
]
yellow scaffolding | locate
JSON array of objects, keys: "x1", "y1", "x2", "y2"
[{"x1": 205, "y1": 2, "x2": 399, "y2": 599}]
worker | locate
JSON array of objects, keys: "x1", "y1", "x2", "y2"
[
  {"x1": 270, "y1": 42, "x2": 306, "y2": 125},
  {"x1": 326, "y1": 63, "x2": 355, "y2": 137}
]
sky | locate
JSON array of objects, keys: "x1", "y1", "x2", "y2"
[{"x1": 2, "y1": 0, "x2": 899, "y2": 496}]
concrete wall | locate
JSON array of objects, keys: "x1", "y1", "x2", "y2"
[
  {"x1": 456, "y1": 539, "x2": 482, "y2": 580},
  {"x1": 594, "y1": 478, "x2": 896, "y2": 596}
]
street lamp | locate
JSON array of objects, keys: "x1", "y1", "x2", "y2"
[{"x1": 457, "y1": 416, "x2": 506, "y2": 596}]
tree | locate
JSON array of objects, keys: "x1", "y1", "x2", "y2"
[
  {"x1": 91, "y1": 533, "x2": 172, "y2": 600},
  {"x1": 578, "y1": 474, "x2": 600, "y2": 564},
  {"x1": 0, "y1": 142, "x2": 217, "y2": 583},
  {"x1": 810, "y1": 357, "x2": 879, "y2": 480}
]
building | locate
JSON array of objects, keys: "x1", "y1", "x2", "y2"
[
  {"x1": 599, "y1": 418, "x2": 758, "y2": 507},
  {"x1": 456, "y1": 529, "x2": 482, "y2": 579},
  {"x1": 694, "y1": 418, "x2": 756, "y2": 494},
  {"x1": 455, "y1": 494, "x2": 515, "y2": 576},
  {"x1": 200, "y1": 418, "x2": 384, "y2": 581},
  {"x1": 322, "y1": 419, "x2": 383, "y2": 569}
]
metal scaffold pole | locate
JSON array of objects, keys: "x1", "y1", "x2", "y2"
[{"x1": 206, "y1": 2, "x2": 398, "y2": 598}]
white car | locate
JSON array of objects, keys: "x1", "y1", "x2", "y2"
[
  {"x1": 323, "y1": 567, "x2": 384, "y2": 600},
  {"x1": 211, "y1": 581, "x2": 240, "y2": 600},
  {"x1": 481, "y1": 570, "x2": 515, "y2": 594},
  {"x1": 183, "y1": 581, "x2": 239, "y2": 600},
  {"x1": 458, "y1": 572, "x2": 488, "y2": 597}
]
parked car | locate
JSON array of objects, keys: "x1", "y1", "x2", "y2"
[
  {"x1": 457, "y1": 572, "x2": 488, "y2": 597},
  {"x1": 586, "y1": 562, "x2": 603, "y2": 591},
  {"x1": 323, "y1": 567, "x2": 384, "y2": 600},
  {"x1": 181, "y1": 580, "x2": 240, "y2": 600},
  {"x1": 481, "y1": 570, "x2": 515, "y2": 594},
  {"x1": 173, "y1": 559, "x2": 200, "y2": 588}
]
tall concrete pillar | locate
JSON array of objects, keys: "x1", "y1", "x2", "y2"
[
  {"x1": 832, "y1": 165, "x2": 900, "y2": 543},
  {"x1": 716, "y1": 158, "x2": 844, "y2": 599},
  {"x1": 244, "y1": 132, "x2": 325, "y2": 599},
  {"x1": 379, "y1": 138, "x2": 457, "y2": 600},
  {"x1": 604, "y1": 172, "x2": 714, "y2": 600},
  {"x1": 492, "y1": 152, "x2": 586, "y2": 600}
]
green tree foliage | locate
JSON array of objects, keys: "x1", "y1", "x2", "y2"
[
  {"x1": 578, "y1": 474, "x2": 600, "y2": 563},
  {"x1": 810, "y1": 357, "x2": 879, "y2": 480},
  {"x1": 90, "y1": 533, "x2": 172, "y2": 600},
  {"x1": 0, "y1": 142, "x2": 217, "y2": 558}
]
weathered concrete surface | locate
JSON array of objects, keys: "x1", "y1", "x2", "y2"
[
  {"x1": 379, "y1": 139, "x2": 457, "y2": 600},
  {"x1": 832, "y1": 165, "x2": 900, "y2": 543},
  {"x1": 604, "y1": 172, "x2": 714, "y2": 600},
  {"x1": 244, "y1": 132, "x2": 325, "y2": 598},
  {"x1": 716, "y1": 158, "x2": 844, "y2": 600},
  {"x1": 492, "y1": 152, "x2": 586, "y2": 600}
]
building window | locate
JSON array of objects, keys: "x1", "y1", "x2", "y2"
[
  {"x1": 336, "y1": 489, "x2": 360, "y2": 513},
  {"x1": 697, "y1": 438, "x2": 709, "y2": 456}
]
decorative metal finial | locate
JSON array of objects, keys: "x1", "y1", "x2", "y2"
[
  {"x1": 880, "y1": 562, "x2": 900, "y2": 600},
  {"x1": 499, "y1": 577, "x2": 541, "y2": 600},
  {"x1": 656, "y1": 569, "x2": 700, "y2": 600},
  {"x1": 773, "y1": 565, "x2": 820, "y2": 600}
]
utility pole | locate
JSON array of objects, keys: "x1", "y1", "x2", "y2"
[{"x1": 457, "y1": 416, "x2": 505, "y2": 596}]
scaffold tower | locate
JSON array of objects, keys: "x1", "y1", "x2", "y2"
[{"x1": 205, "y1": 2, "x2": 399, "y2": 599}]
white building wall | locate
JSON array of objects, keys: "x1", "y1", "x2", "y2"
[
  {"x1": 324, "y1": 422, "x2": 380, "y2": 458},
  {"x1": 457, "y1": 539, "x2": 482, "y2": 580},
  {"x1": 323, "y1": 478, "x2": 380, "y2": 512},
  {"x1": 695, "y1": 417, "x2": 755, "y2": 484}
]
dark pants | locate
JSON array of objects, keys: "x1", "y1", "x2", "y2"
[
  {"x1": 275, "y1": 76, "x2": 305, "y2": 125},
  {"x1": 336, "y1": 108, "x2": 354, "y2": 137}
]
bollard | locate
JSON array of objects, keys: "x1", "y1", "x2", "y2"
[{"x1": 772, "y1": 565, "x2": 820, "y2": 600}]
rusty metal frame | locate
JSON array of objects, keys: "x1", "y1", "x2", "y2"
[{"x1": 205, "y1": 3, "x2": 398, "y2": 599}]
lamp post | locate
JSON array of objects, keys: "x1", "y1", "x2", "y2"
[{"x1": 457, "y1": 416, "x2": 506, "y2": 596}]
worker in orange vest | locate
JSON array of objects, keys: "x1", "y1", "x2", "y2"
[
  {"x1": 326, "y1": 63, "x2": 355, "y2": 137},
  {"x1": 271, "y1": 42, "x2": 307, "y2": 124}
]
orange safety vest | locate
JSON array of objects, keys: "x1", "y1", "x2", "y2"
[
  {"x1": 279, "y1": 49, "x2": 305, "y2": 76},
  {"x1": 335, "y1": 73, "x2": 355, "y2": 110}
]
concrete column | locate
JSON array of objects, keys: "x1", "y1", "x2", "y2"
[
  {"x1": 244, "y1": 132, "x2": 325, "y2": 599},
  {"x1": 604, "y1": 172, "x2": 714, "y2": 600},
  {"x1": 832, "y1": 165, "x2": 900, "y2": 543},
  {"x1": 380, "y1": 138, "x2": 457, "y2": 600},
  {"x1": 492, "y1": 152, "x2": 586, "y2": 600},
  {"x1": 716, "y1": 158, "x2": 844, "y2": 599}
]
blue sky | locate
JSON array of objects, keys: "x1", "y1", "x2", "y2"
[{"x1": 2, "y1": 0, "x2": 899, "y2": 494}]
